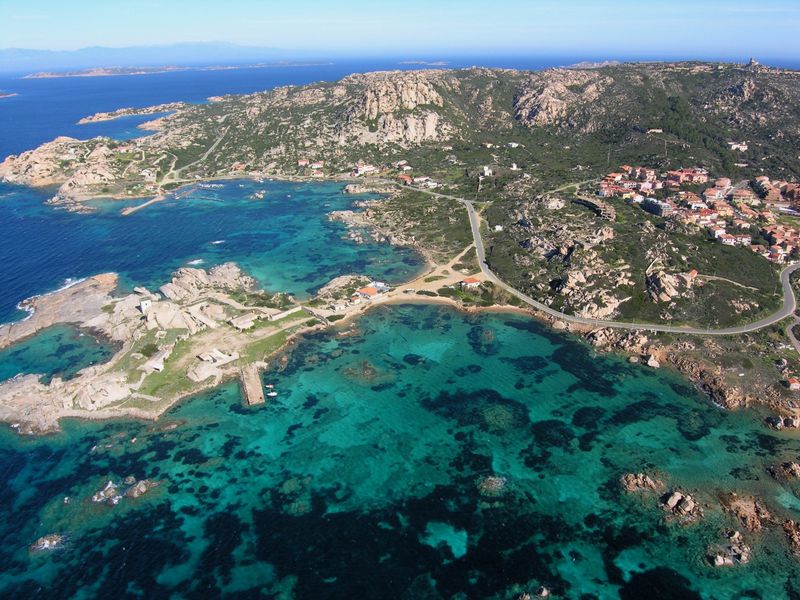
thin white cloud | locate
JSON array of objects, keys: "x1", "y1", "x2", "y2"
[
  {"x1": 9, "y1": 14, "x2": 51, "y2": 21},
  {"x1": 721, "y1": 6, "x2": 800, "y2": 13}
]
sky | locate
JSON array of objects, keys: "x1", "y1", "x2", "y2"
[{"x1": 2, "y1": 0, "x2": 800, "y2": 60}]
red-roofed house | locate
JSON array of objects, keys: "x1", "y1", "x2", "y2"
[{"x1": 356, "y1": 286, "x2": 381, "y2": 299}]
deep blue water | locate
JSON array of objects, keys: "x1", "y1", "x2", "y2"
[{"x1": 0, "y1": 179, "x2": 423, "y2": 324}]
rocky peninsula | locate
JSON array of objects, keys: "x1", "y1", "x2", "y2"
[
  {"x1": 77, "y1": 102, "x2": 188, "y2": 124},
  {"x1": 0, "y1": 263, "x2": 315, "y2": 434}
]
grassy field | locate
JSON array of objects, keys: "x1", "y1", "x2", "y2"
[{"x1": 240, "y1": 331, "x2": 289, "y2": 364}]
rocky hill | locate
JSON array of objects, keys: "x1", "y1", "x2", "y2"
[{"x1": 2, "y1": 61, "x2": 800, "y2": 206}]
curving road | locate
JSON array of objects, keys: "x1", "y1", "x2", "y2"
[{"x1": 407, "y1": 184, "x2": 800, "y2": 335}]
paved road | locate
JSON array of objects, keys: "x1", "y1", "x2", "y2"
[
  {"x1": 171, "y1": 114, "x2": 231, "y2": 180},
  {"x1": 408, "y1": 184, "x2": 800, "y2": 335},
  {"x1": 786, "y1": 316, "x2": 800, "y2": 355}
]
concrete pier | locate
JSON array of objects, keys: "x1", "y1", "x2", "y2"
[{"x1": 240, "y1": 364, "x2": 264, "y2": 405}]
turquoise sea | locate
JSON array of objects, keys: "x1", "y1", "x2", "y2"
[
  {"x1": 1, "y1": 305, "x2": 800, "y2": 598},
  {"x1": 0, "y1": 325, "x2": 116, "y2": 384}
]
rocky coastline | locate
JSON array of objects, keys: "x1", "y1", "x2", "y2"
[
  {"x1": 0, "y1": 263, "x2": 321, "y2": 435},
  {"x1": 77, "y1": 102, "x2": 188, "y2": 124},
  {"x1": 618, "y1": 472, "x2": 800, "y2": 567},
  {"x1": 4, "y1": 262, "x2": 800, "y2": 564},
  {"x1": 0, "y1": 257, "x2": 790, "y2": 437}
]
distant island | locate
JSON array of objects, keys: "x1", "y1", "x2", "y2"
[
  {"x1": 22, "y1": 61, "x2": 332, "y2": 79},
  {"x1": 398, "y1": 60, "x2": 448, "y2": 66}
]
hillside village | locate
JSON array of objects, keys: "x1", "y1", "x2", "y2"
[{"x1": 596, "y1": 165, "x2": 800, "y2": 263}]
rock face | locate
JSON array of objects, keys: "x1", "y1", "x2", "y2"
[
  {"x1": 338, "y1": 71, "x2": 452, "y2": 145},
  {"x1": 514, "y1": 69, "x2": 610, "y2": 130},
  {"x1": 646, "y1": 272, "x2": 677, "y2": 304},
  {"x1": 0, "y1": 136, "x2": 81, "y2": 187},
  {"x1": 348, "y1": 71, "x2": 444, "y2": 121},
  {"x1": 341, "y1": 70, "x2": 451, "y2": 145},
  {"x1": 159, "y1": 263, "x2": 254, "y2": 301},
  {"x1": 0, "y1": 136, "x2": 125, "y2": 209}
]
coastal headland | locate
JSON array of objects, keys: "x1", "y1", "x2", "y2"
[{"x1": 0, "y1": 263, "x2": 315, "y2": 434}]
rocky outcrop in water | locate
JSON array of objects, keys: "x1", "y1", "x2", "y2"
[
  {"x1": 29, "y1": 534, "x2": 64, "y2": 553},
  {"x1": 722, "y1": 493, "x2": 774, "y2": 531},
  {"x1": 92, "y1": 480, "x2": 122, "y2": 505},
  {"x1": 768, "y1": 462, "x2": 800, "y2": 481},
  {"x1": 785, "y1": 520, "x2": 800, "y2": 557},
  {"x1": 477, "y1": 475, "x2": 508, "y2": 497},
  {"x1": 661, "y1": 489, "x2": 703, "y2": 522},
  {"x1": 124, "y1": 479, "x2": 157, "y2": 499},
  {"x1": 708, "y1": 530, "x2": 751, "y2": 567},
  {"x1": 620, "y1": 472, "x2": 664, "y2": 493}
]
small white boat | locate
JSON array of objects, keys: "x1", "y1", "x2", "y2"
[
  {"x1": 266, "y1": 391, "x2": 278, "y2": 398},
  {"x1": 265, "y1": 384, "x2": 274, "y2": 389}
]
